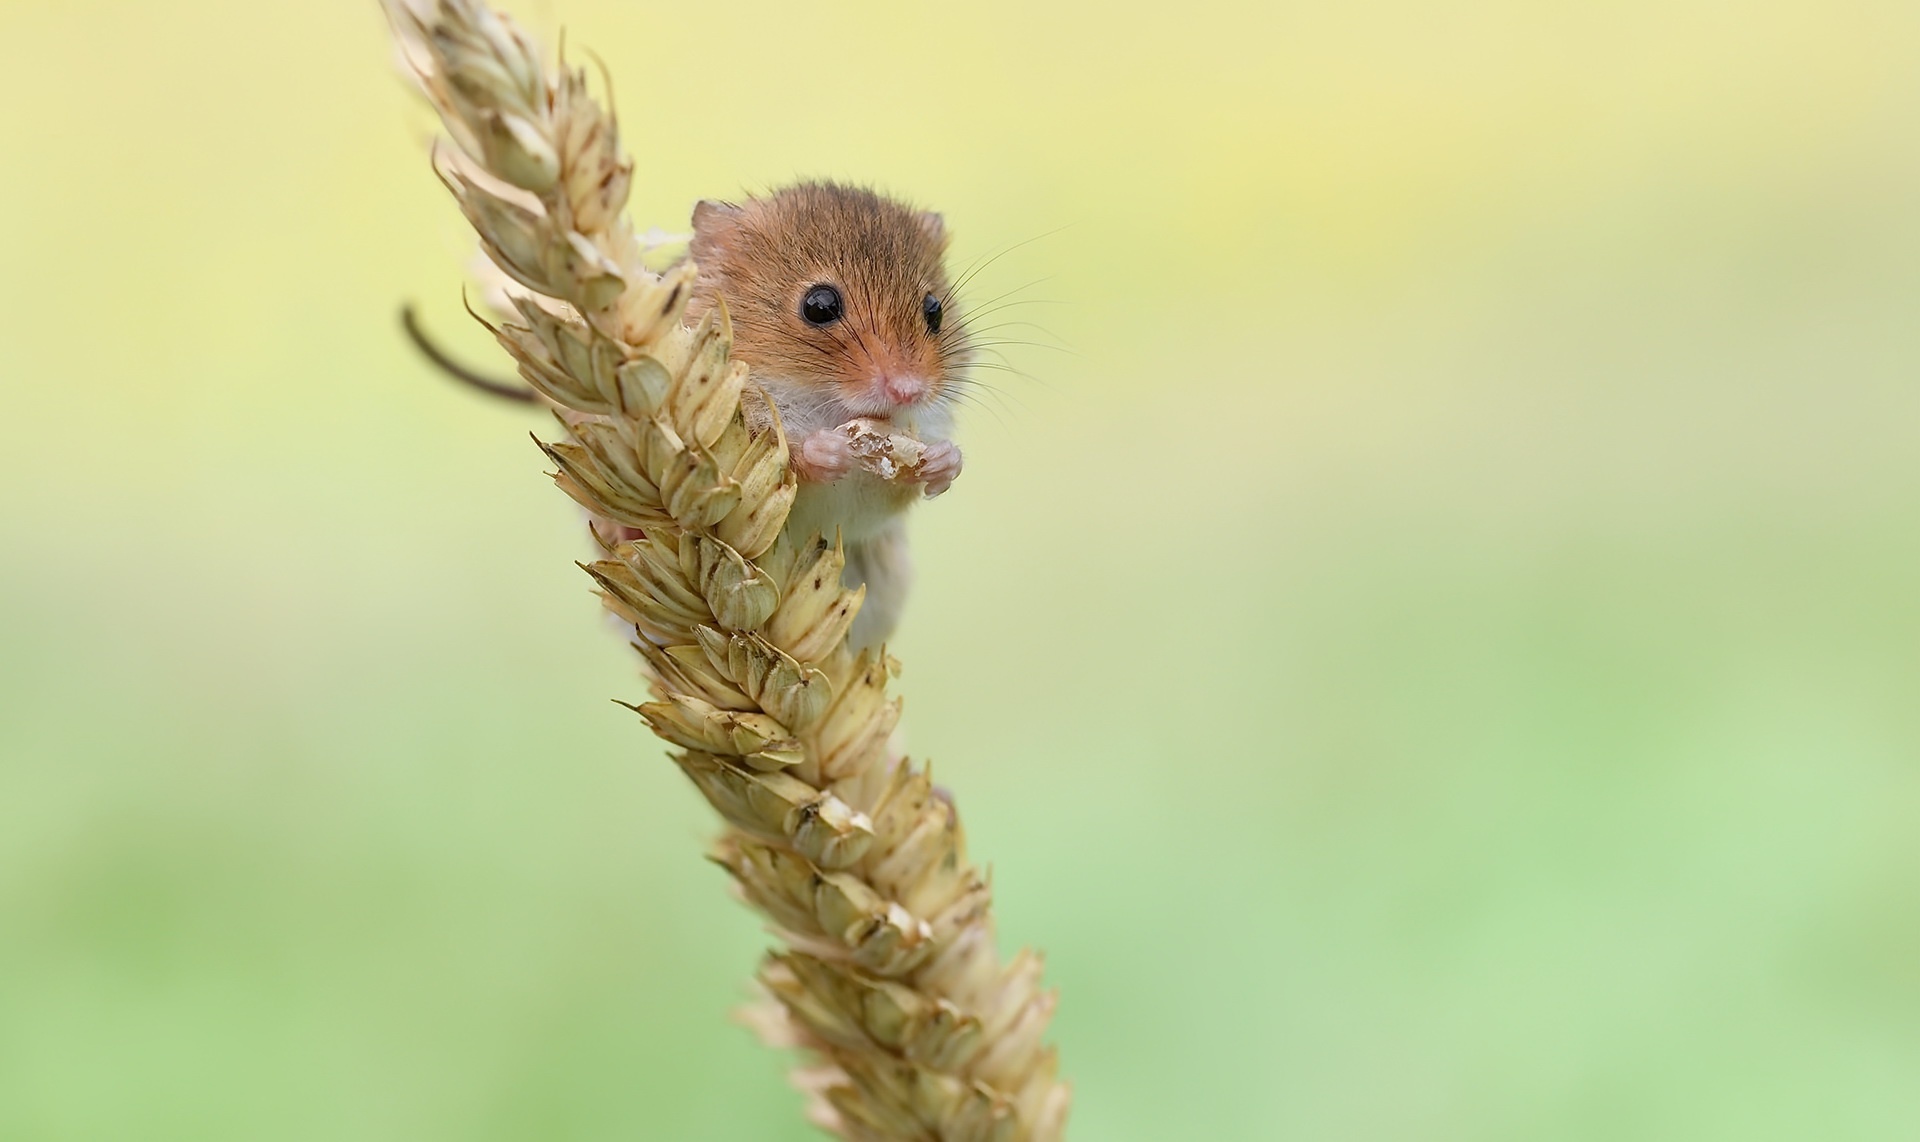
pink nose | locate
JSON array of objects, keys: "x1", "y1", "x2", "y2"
[{"x1": 878, "y1": 374, "x2": 928, "y2": 405}]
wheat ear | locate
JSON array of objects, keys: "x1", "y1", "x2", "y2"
[{"x1": 382, "y1": 3, "x2": 1070, "y2": 1138}]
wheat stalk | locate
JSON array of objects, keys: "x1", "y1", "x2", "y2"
[{"x1": 382, "y1": 3, "x2": 1070, "y2": 1138}]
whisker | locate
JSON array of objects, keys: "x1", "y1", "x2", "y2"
[
  {"x1": 964, "y1": 338, "x2": 1075, "y2": 356},
  {"x1": 943, "y1": 225, "x2": 1072, "y2": 301},
  {"x1": 950, "y1": 301, "x2": 1067, "y2": 330},
  {"x1": 961, "y1": 319, "x2": 1066, "y2": 341},
  {"x1": 946, "y1": 383, "x2": 1030, "y2": 425},
  {"x1": 954, "y1": 276, "x2": 1056, "y2": 320},
  {"x1": 958, "y1": 361, "x2": 1049, "y2": 390}
]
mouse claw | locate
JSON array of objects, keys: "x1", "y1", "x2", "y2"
[
  {"x1": 916, "y1": 440, "x2": 962, "y2": 499},
  {"x1": 793, "y1": 427, "x2": 855, "y2": 483}
]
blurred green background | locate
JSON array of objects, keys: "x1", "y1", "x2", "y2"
[{"x1": 3, "y1": 0, "x2": 1918, "y2": 1138}]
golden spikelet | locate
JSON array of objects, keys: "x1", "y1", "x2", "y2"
[{"x1": 383, "y1": 2, "x2": 1070, "y2": 1137}]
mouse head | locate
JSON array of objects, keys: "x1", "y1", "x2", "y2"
[{"x1": 688, "y1": 182, "x2": 967, "y2": 419}]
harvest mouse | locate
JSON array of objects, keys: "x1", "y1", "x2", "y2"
[
  {"x1": 685, "y1": 182, "x2": 967, "y2": 649},
  {"x1": 406, "y1": 181, "x2": 970, "y2": 649}
]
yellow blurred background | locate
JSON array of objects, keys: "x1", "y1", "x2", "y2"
[{"x1": 3, "y1": 0, "x2": 1918, "y2": 1137}]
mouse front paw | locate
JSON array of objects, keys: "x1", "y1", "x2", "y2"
[
  {"x1": 914, "y1": 440, "x2": 963, "y2": 499},
  {"x1": 793, "y1": 427, "x2": 854, "y2": 483}
]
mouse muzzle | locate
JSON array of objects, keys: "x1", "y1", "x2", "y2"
[{"x1": 874, "y1": 372, "x2": 931, "y2": 406}]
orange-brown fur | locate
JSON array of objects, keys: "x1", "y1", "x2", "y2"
[{"x1": 689, "y1": 182, "x2": 958, "y2": 404}]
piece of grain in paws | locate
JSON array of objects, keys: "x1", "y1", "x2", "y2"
[{"x1": 839, "y1": 418, "x2": 928, "y2": 480}]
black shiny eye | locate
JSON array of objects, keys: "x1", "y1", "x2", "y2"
[
  {"x1": 922, "y1": 293, "x2": 943, "y2": 334},
  {"x1": 801, "y1": 284, "x2": 843, "y2": 326}
]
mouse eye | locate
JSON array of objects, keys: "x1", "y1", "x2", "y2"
[
  {"x1": 922, "y1": 293, "x2": 943, "y2": 335},
  {"x1": 800, "y1": 284, "x2": 843, "y2": 326}
]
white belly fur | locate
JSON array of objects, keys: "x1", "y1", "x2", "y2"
[
  {"x1": 751, "y1": 374, "x2": 952, "y2": 647},
  {"x1": 785, "y1": 471, "x2": 919, "y2": 548}
]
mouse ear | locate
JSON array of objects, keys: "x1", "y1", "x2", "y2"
[
  {"x1": 917, "y1": 210, "x2": 948, "y2": 249},
  {"x1": 690, "y1": 199, "x2": 743, "y2": 264}
]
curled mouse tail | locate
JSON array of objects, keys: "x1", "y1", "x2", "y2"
[{"x1": 399, "y1": 304, "x2": 539, "y2": 404}]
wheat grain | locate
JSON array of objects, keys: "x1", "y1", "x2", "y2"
[{"x1": 383, "y1": 3, "x2": 1070, "y2": 1137}]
